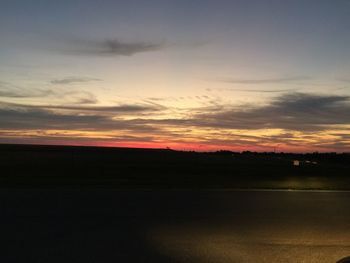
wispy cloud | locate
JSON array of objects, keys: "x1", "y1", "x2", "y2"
[
  {"x1": 0, "y1": 106, "x2": 161, "y2": 132},
  {"x1": 36, "y1": 103, "x2": 164, "y2": 113},
  {"x1": 132, "y1": 93, "x2": 350, "y2": 132},
  {"x1": 187, "y1": 93, "x2": 350, "y2": 131},
  {"x1": 0, "y1": 81, "x2": 54, "y2": 98},
  {"x1": 59, "y1": 38, "x2": 166, "y2": 57},
  {"x1": 2, "y1": 93, "x2": 349, "y2": 133},
  {"x1": 1, "y1": 93, "x2": 350, "y2": 151},
  {"x1": 0, "y1": 99, "x2": 164, "y2": 113},
  {"x1": 0, "y1": 81, "x2": 98, "y2": 104},
  {"x1": 0, "y1": 99, "x2": 166, "y2": 132},
  {"x1": 218, "y1": 76, "x2": 311, "y2": 84},
  {"x1": 56, "y1": 90, "x2": 98, "y2": 104},
  {"x1": 50, "y1": 77, "x2": 101, "y2": 85},
  {"x1": 0, "y1": 89, "x2": 53, "y2": 98},
  {"x1": 223, "y1": 88, "x2": 296, "y2": 93},
  {"x1": 337, "y1": 77, "x2": 350, "y2": 83}
]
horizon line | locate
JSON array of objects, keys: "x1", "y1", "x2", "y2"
[{"x1": 0, "y1": 142, "x2": 348, "y2": 155}]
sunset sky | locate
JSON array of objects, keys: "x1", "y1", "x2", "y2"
[{"x1": 1, "y1": 0, "x2": 350, "y2": 152}]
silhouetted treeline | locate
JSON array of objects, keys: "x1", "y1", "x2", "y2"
[
  {"x1": 0, "y1": 144, "x2": 349, "y2": 188},
  {"x1": 211, "y1": 150, "x2": 350, "y2": 164}
]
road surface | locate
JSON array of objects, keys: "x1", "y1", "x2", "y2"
[{"x1": 1, "y1": 189, "x2": 350, "y2": 262}]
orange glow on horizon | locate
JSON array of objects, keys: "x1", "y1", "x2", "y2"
[
  {"x1": 9, "y1": 139, "x2": 336, "y2": 153},
  {"x1": 0, "y1": 129, "x2": 348, "y2": 153}
]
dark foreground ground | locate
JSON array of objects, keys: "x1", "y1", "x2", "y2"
[
  {"x1": 2, "y1": 189, "x2": 350, "y2": 263},
  {"x1": 2, "y1": 144, "x2": 350, "y2": 262},
  {"x1": 1, "y1": 144, "x2": 350, "y2": 189}
]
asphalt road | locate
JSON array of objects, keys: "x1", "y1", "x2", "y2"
[{"x1": 1, "y1": 189, "x2": 350, "y2": 263}]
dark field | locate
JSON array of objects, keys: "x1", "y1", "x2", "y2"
[
  {"x1": 1, "y1": 144, "x2": 349, "y2": 189},
  {"x1": 2, "y1": 189, "x2": 350, "y2": 263},
  {"x1": 2, "y1": 144, "x2": 350, "y2": 262}
]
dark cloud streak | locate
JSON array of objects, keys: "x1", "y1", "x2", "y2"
[
  {"x1": 38, "y1": 104, "x2": 165, "y2": 113},
  {"x1": 0, "y1": 107, "x2": 159, "y2": 132},
  {"x1": 0, "y1": 100, "x2": 164, "y2": 114},
  {"x1": 51, "y1": 77, "x2": 101, "y2": 85},
  {"x1": 189, "y1": 93, "x2": 350, "y2": 131},
  {"x1": 223, "y1": 88, "x2": 296, "y2": 93},
  {"x1": 59, "y1": 38, "x2": 165, "y2": 57},
  {"x1": 219, "y1": 76, "x2": 311, "y2": 84}
]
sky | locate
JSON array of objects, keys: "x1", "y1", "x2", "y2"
[{"x1": 1, "y1": 0, "x2": 350, "y2": 152}]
